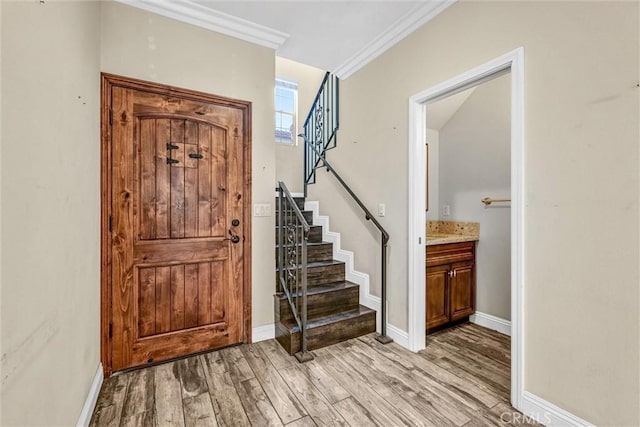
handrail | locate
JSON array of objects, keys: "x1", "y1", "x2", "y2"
[
  {"x1": 306, "y1": 142, "x2": 393, "y2": 344},
  {"x1": 303, "y1": 72, "x2": 330, "y2": 126},
  {"x1": 277, "y1": 181, "x2": 313, "y2": 362}
]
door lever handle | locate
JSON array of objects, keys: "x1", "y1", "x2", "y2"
[{"x1": 226, "y1": 229, "x2": 240, "y2": 244}]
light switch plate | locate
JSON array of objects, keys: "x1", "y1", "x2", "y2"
[
  {"x1": 378, "y1": 203, "x2": 386, "y2": 217},
  {"x1": 253, "y1": 203, "x2": 272, "y2": 217}
]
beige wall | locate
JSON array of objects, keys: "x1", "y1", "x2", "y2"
[
  {"x1": 439, "y1": 74, "x2": 511, "y2": 320},
  {"x1": 1, "y1": 2, "x2": 102, "y2": 425},
  {"x1": 309, "y1": 2, "x2": 639, "y2": 424},
  {"x1": 100, "y1": 1, "x2": 276, "y2": 331},
  {"x1": 1, "y1": 2, "x2": 277, "y2": 424},
  {"x1": 0, "y1": 1, "x2": 4, "y2": 424},
  {"x1": 275, "y1": 57, "x2": 326, "y2": 193}
]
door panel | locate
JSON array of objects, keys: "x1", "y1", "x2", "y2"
[
  {"x1": 108, "y1": 82, "x2": 247, "y2": 372},
  {"x1": 450, "y1": 261, "x2": 475, "y2": 320},
  {"x1": 426, "y1": 264, "x2": 450, "y2": 330}
]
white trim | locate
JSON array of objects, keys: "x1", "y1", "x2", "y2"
[
  {"x1": 333, "y1": 1, "x2": 455, "y2": 79},
  {"x1": 76, "y1": 363, "x2": 103, "y2": 427},
  {"x1": 274, "y1": 191, "x2": 305, "y2": 199},
  {"x1": 520, "y1": 392, "x2": 594, "y2": 427},
  {"x1": 305, "y1": 201, "x2": 382, "y2": 332},
  {"x1": 470, "y1": 312, "x2": 511, "y2": 336},
  {"x1": 407, "y1": 48, "x2": 525, "y2": 409},
  {"x1": 252, "y1": 323, "x2": 275, "y2": 343},
  {"x1": 115, "y1": 0, "x2": 289, "y2": 50},
  {"x1": 385, "y1": 324, "x2": 409, "y2": 348}
]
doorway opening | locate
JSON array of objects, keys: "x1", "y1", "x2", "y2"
[{"x1": 407, "y1": 48, "x2": 525, "y2": 409}]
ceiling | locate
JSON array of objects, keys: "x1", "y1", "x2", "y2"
[
  {"x1": 425, "y1": 87, "x2": 476, "y2": 131},
  {"x1": 118, "y1": 0, "x2": 454, "y2": 78}
]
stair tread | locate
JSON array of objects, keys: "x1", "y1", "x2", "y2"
[
  {"x1": 275, "y1": 280, "x2": 359, "y2": 298},
  {"x1": 279, "y1": 305, "x2": 375, "y2": 332},
  {"x1": 275, "y1": 259, "x2": 344, "y2": 271}
]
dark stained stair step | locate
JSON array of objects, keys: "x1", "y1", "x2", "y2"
[
  {"x1": 275, "y1": 260, "x2": 345, "y2": 288},
  {"x1": 275, "y1": 305, "x2": 376, "y2": 355},
  {"x1": 275, "y1": 210, "x2": 313, "y2": 225},
  {"x1": 275, "y1": 197, "x2": 305, "y2": 210},
  {"x1": 275, "y1": 241, "x2": 333, "y2": 263},
  {"x1": 275, "y1": 225, "x2": 323, "y2": 243},
  {"x1": 274, "y1": 281, "x2": 360, "y2": 324}
]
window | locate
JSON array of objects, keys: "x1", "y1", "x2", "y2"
[{"x1": 275, "y1": 78, "x2": 298, "y2": 145}]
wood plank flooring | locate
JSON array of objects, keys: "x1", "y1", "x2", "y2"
[{"x1": 91, "y1": 323, "x2": 538, "y2": 427}]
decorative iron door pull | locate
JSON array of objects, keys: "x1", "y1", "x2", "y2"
[{"x1": 188, "y1": 153, "x2": 203, "y2": 159}]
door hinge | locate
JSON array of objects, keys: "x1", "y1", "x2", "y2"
[
  {"x1": 108, "y1": 323, "x2": 113, "y2": 338},
  {"x1": 108, "y1": 215, "x2": 113, "y2": 232}
]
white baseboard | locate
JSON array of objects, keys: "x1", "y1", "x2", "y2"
[
  {"x1": 305, "y1": 200, "x2": 382, "y2": 332},
  {"x1": 252, "y1": 323, "x2": 275, "y2": 342},
  {"x1": 519, "y1": 391, "x2": 594, "y2": 427},
  {"x1": 470, "y1": 311, "x2": 512, "y2": 336},
  {"x1": 386, "y1": 324, "x2": 409, "y2": 348},
  {"x1": 76, "y1": 363, "x2": 103, "y2": 427}
]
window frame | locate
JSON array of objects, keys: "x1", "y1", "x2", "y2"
[{"x1": 275, "y1": 78, "x2": 298, "y2": 146}]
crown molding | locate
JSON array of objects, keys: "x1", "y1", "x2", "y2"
[
  {"x1": 333, "y1": 1, "x2": 456, "y2": 79},
  {"x1": 115, "y1": 0, "x2": 289, "y2": 50}
]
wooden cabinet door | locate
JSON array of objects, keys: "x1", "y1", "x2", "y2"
[
  {"x1": 426, "y1": 264, "x2": 450, "y2": 330},
  {"x1": 449, "y1": 261, "x2": 475, "y2": 321},
  {"x1": 106, "y1": 78, "x2": 250, "y2": 372}
]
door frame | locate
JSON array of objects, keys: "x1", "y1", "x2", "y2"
[
  {"x1": 406, "y1": 48, "x2": 525, "y2": 408},
  {"x1": 100, "y1": 73, "x2": 252, "y2": 377}
]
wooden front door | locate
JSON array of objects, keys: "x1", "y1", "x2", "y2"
[{"x1": 101, "y1": 74, "x2": 251, "y2": 373}]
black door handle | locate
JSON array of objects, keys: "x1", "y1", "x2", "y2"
[
  {"x1": 232, "y1": 219, "x2": 240, "y2": 227},
  {"x1": 227, "y1": 229, "x2": 240, "y2": 244}
]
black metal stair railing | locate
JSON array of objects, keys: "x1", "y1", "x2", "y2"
[
  {"x1": 277, "y1": 181, "x2": 313, "y2": 362},
  {"x1": 301, "y1": 73, "x2": 392, "y2": 345},
  {"x1": 303, "y1": 72, "x2": 339, "y2": 196}
]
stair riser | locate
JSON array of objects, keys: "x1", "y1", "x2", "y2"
[
  {"x1": 274, "y1": 286, "x2": 360, "y2": 323},
  {"x1": 275, "y1": 226, "x2": 323, "y2": 243},
  {"x1": 275, "y1": 310, "x2": 376, "y2": 355},
  {"x1": 275, "y1": 211, "x2": 313, "y2": 225},
  {"x1": 275, "y1": 263, "x2": 345, "y2": 288},
  {"x1": 275, "y1": 243, "x2": 333, "y2": 264},
  {"x1": 275, "y1": 197, "x2": 305, "y2": 210}
]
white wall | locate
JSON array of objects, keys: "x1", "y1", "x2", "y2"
[
  {"x1": 100, "y1": 0, "x2": 276, "y2": 332},
  {"x1": 1, "y1": 2, "x2": 102, "y2": 425},
  {"x1": 275, "y1": 57, "x2": 326, "y2": 194},
  {"x1": 310, "y1": 2, "x2": 639, "y2": 424},
  {"x1": 439, "y1": 73, "x2": 511, "y2": 320}
]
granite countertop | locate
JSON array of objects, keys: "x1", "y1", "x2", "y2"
[{"x1": 426, "y1": 220, "x2": 479, "y2": 246}]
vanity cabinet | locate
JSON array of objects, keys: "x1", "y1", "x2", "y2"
[{"x1": 426, "y1": 241, "x2": 476, "y2": 332}]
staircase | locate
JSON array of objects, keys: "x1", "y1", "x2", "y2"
[
  {"x1": 273, "y1": 196, "x2": 376, "y2": 355},
  {"x1": 274, "y1": 72, "x2": 390, "y2": 361}
]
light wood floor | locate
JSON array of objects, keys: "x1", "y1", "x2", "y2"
[{"x1": 91, "y1": 323, "x2": 536, "y2": 427}]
